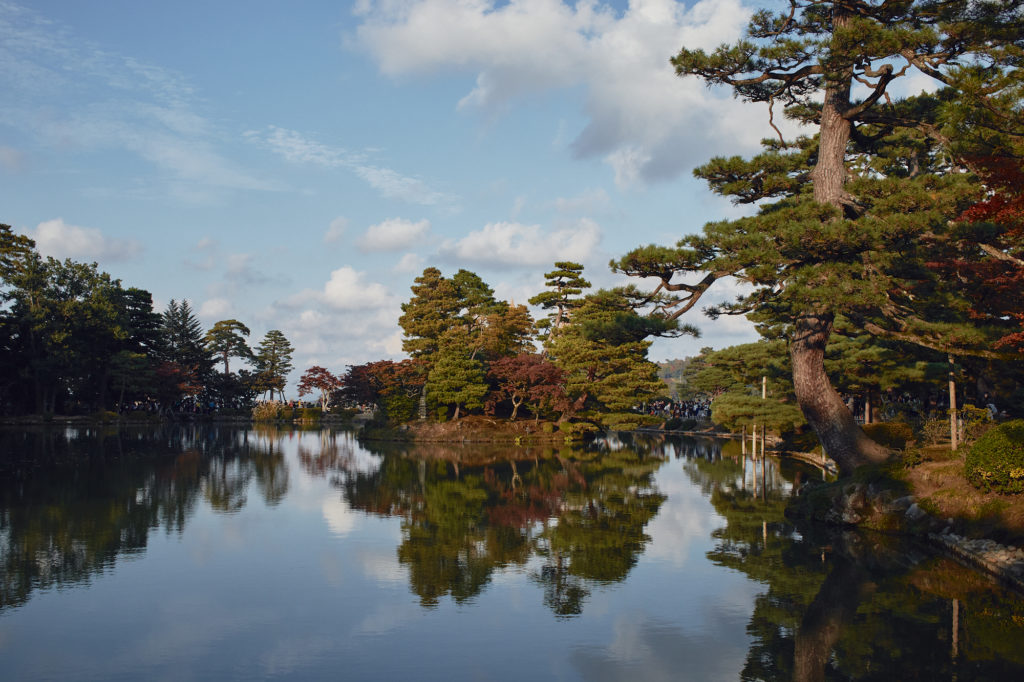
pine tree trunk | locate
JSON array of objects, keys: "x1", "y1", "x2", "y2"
[
  {"x1": 792, "y1": 8, "x2": 888, "y2": 473},
  {"x1": 791, "y1": 314, "x2": 889, "y2": 475}
]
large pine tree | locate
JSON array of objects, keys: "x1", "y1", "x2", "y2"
[{"x1": 614, "y1": 1, "x2": 1023, "y2": 473}]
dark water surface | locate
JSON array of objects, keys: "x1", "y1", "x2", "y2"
[{"x1": 1, "y1": 426, "x2": 1023, "y2": 681}]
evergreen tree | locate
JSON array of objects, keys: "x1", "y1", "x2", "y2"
[
  {"x1": 254, "y1": 330, "x2": 294, "y2": 401},
  {"x1": 614, "y1": 1, "x2": 1023, "y2": 474},
  {"x1": 548, "y1": 288, "x2": 678, "y2": 430},
  {"x1": 204, "y1": 319, "x2": 254, "y2": 375},
  {"x1": 426, "y1": 333, "x2": 489, "y2": 420},
  {"x1": 398, "y1": 267, "x2": 462, "y2": 363},
  {"x1": 161, "y1": 300, "x2": 213, "y2": 376},
  {"x1": 529, "y1": 261, "x2": 590, "y2": 337}
]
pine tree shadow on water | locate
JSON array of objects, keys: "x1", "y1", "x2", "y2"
[{"x1": 689, "y1": 448, "x2": 1024, "y2": 681}]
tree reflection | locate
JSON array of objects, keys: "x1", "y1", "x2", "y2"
[
  {"x1": 680, "y1": 448, "x2": 1024, "y2": 680},
  {"x1": 0, "y1": 426, "x2": 289, "y2": 611},
  {"x1": 316, "y1": 439, "x2": 666, "y2": 614}
]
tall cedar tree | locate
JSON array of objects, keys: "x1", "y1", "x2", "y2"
[
  {"x1": 254, "y1": 330, "x2": 294, "y2": 401},
  {"x1": 613, "y1": 1, "x2": 1023, "y2": 474}
]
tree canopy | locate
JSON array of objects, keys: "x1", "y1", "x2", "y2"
[{"x1": 613, "y1": 0, "x2": 1024, "y2": 473}]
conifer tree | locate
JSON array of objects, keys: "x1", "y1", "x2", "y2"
[
  {"x1": 161, "y1": 300, "x2": 213, "y2": 377},
  {"x1": 614, "y1": 1, "x2": 1023, "y2": 473},
  {"x1": 254, "y1": 330, "x2": 294, "y2": 401},
  {"x1": 529, "y1": 261, "x2": 591, "y2": 336},
  {"x1": 426, "y1": 335, "x2": 489, "y2": 420},
  {"x1": 205, "y1": 319, "x2": 254, "y2": 375},
  {"x1": 548, "y1": 288, "x2": 678, "y2": 430},
  {"x1": 398, "y1": 267, "x2": 463, "y2": 363}
]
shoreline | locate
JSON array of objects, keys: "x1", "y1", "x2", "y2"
[{"x1": 4, "y1": 414, "x2": 1023, "y2": 594}]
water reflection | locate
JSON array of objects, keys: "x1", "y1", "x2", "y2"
[
  {"x1": 681, "y1": 444, "x2": 1024, "y2": 680},
  {"x1": 322, "y1": 439, "x2": 667, "y2": 613},
  {"x1": 0, "y1": 426, "x2": 287, "y2": 610},
  {"x1": 2, "y1": 426, "x2": 1023, "y2": 680}
]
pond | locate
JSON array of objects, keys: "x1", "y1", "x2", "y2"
[{"x1": 1, "y1": 425, "x2": 1023, "y2": 680}]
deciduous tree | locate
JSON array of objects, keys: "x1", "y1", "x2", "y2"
[{"x1": 297, "y1": 365, "x2": 342, "y2": 410}]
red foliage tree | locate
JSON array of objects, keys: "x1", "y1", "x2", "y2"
[
  {"x1": 338, "y1": 359, "x2": 426, "y2": 412},
  {"x1": 487, "y1": 353, "x2": 568, "y2": 421},
  {"x1": 297, "y1": 365, "x2": 342, "y2": 410},
  {"x1": 944, "y1": 157, "x2": 1024, "y2": 353}
]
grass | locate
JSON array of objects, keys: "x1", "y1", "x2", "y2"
[{"x1": 903, "y1": 443, "x2": 1024, "y2": 545}]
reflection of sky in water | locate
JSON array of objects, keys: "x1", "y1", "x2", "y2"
[{"x1": 1, "y1": 427, "x2": 1022, "y2": 680}]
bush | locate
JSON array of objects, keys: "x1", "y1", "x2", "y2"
[
  {"x1": 965, "y1": 420, "x2": 1024, "y2": 494},
  {"x1": 541, "y1": 422, "x2": 556, "y2": 433},
  {"x1": 920, "y1": 418, "x2": 950, "y2": 445},
  {"x1": 252, "y1": 401, "x2": 282, "y2": 421},
  {"x1": 862, "y1": 422, "x2": 913, "y2": 450},
  {"x1": 959, "y1": 404, "x2": 993, "y2": 444},
  {"x1": 299, "y1": 407, "x2": 322, "y2": 421}
]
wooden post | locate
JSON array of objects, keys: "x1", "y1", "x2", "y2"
[
  {"x1": 949, "y1": 355, "x2": 958, "y2": 452},
  {"x1": 952, "y1": 598, "x2": 960, "y2": 660},
  {"x1": 742, "y1": 426, "x2": 746, "y2": 455}
]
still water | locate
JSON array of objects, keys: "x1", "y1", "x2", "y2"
[{"x1": 1, "y1": 426, "x2": 1023, "y2": 681}]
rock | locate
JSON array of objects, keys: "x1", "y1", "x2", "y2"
[
  {"x1": 905, "y1": 503, "x2": 928, "y2": 522},
  {"x1": 893, "y1": 495, "x2": 915, "y2": 511}
]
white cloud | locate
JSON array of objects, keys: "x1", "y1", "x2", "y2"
[
  {"x1": 393, "y1": 252, "x2": 425, "y2": 273},
  {"x1": 357, "y1": 218, "x2": 430, "y2": 252},
  {"x1": 199, "y1": 297, "x2": 232, "y2": 319},
  {"x1": 324, "y1": 217, "x2": 348, "y2": 244},
  {"x1": 367, "y1": 330, "x2": 404, "y2": 356},
  {"x1": 353, "y1": 0, "x2": 779, "y2": 186},
  {"x1": 287, "y1": 265, "x2": 395, "y2": 312},
  {"x1": 323, "y1": 267, "x2": 392, "y2": 310},
  {"x1": 251, "y1": 126, "x2": 456, "y2": 205},
  {"x1": 438, "y1": 218, "x2": 601, "y2": 267},
  {"x1": 27, "y1": 218, "x2": 142, "y2": 262}
]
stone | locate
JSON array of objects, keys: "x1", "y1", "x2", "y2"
[{"x1": 905, "y1": 503, "x2": 927, "y2": 522}]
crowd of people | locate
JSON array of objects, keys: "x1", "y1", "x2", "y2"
[{"x1": 642, "y1": 398, "x2": 712, "y2": 422}]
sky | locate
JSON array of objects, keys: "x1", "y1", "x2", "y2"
[{"x1": 1, "y1": 0, "x2": 799, "y2": 389}]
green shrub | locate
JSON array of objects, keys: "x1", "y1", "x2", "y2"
[
  {"x1": 541, "y1": 422, "x2": 556, "y2": 433},
  {"x1": 300, "y1": 407, "x2": 322, "y2": 421},
  {"x1": 965, "y1": 420, "x2": 1024, "y2": 494},
  {"x1": 959, "y1": 404, "x2": 993, "y2": 444},
  {"x1": 862, "y1": 421, "x2": 913, "y2": 450}
]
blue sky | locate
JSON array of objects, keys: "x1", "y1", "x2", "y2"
[{"x1": 1, "y1": 0, "x2": 793, "y2": 387}]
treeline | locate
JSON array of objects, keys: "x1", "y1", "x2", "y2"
[
  {"x1": 338, "y1": 263, "x2": 684, "y2": 430},
  {"x1": 0, "y1": 225, "x2": 296, "y2": 416},
  {"x1": 672, "y1": 333, "x2": 1023, "y2": 448}
]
